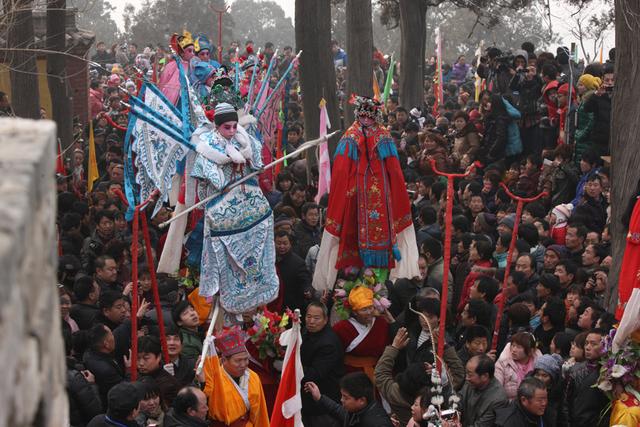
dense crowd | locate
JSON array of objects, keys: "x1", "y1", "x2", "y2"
[{"x1": 48, "y1": 33, "x2": 634, "y2": 427}]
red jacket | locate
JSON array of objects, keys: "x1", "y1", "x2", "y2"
[{"x1": 457, "y1": 259, "x2": 493, "y2": 313}]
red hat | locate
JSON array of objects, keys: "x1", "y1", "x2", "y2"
[{"x1": 216, "y1": 326, "x2": 247, "y2": 357}]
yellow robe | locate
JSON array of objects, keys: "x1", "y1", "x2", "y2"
[
  {"x1": 610, "y1": 393, "x2": 640, "y2": 427},
  {"x1": 203, "y1": 354, "x2": 270, "y2": 427}
]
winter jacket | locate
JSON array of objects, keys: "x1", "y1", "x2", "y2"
[
  {"x1": 139, "y1": 367, "x2": 180, "y2": 407},
  {"x1": 457, "y1": 260, "x2": 493, "y2": 314},
  {"x1": 450, "y1": 62, "x2": 471, "y2": 84},
  {"x1": 68, "y1": 361, "x2": 103, "y2": 427},
  {"x1": 494, "y1": 401, "x2": 548, "y2": 427},
  {"x1": 459, "y1": 377, "x2": 509, "y2": 427},
  {"x1": 178, "y1": 327, "x2": 203, "y2": 360},
  {"x1": 452, "y1": 123, "x2": 481, "y2": 166},
  {"x1": 317, "y1": 396, "x2": 393, "y2": 427},
  {"x1": 574, "y1": 92, "x2": 596, "y2": 164},
  {"x1": 374, "y1": 346, "x2": 415, "y2": 425},
  {"x1": 482, "y1": 114, "x2": 509, "y2": 164},
  {"x1": 583, "y1": 91, "x2": 611, "y2": 156},
  {"x1": 503, "y1": 98, "x2": 523, "y2": 157},
  {"x1": 163, "y1": 409, "x2": 209, "y2": 427},
  {"x1": 301, "y1": 324, "x2": 345, "y2": 416},
  {"x1": 509, "y1": 74, "x2": 543, "y2": 126},
  {"x1": 277, "y1": 250, "x2": 312, "y2": 312},
  {"x1": 573, "y1": 195, "x2": 607, "y2": 233},
  {"x1": 83, "y1": 350, "x2": 126, "y2": 407},
  {"x1": 292, "y1": 221, "x2": 321, "y2": 260},
  {"x1": 494, "y1": 343, "x2": 542, "y2": 400},
  {"x1": 87, "y1": 414, "x2": 140, "y2": 427},
  {"x1": 70, "y1": 303, "x2": 100, "y2": 330},
  {"x1": 563, "y1": 362, "x2": 610, "y2": 427},
  {"x1": 549, "y1": 162, "x2": 579, "y2": 206}
]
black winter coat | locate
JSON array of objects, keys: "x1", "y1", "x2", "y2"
[
  {"x1": 292, "y1": 221, "x2": 321, "y2": 260},
  {"x1": 70, "y1": 303, "x2": 100, "y2": 330},
  {"x1": 86, "y1": 414, "x2": 140, "y2": 427},
  {"x1": 83, "y1": 350, "x2": 126, "y2": 407},
  {"x1": 301, "y1": 325, "x2": 345, "y2": 416},
  {"x1": 494, "y1": 401, "x2": 548, "y2": 427},
  {"x1": 276, "y1": 251, "x2": 312, "y2": 312},
  {"x1": 68, "y1": 361, "x2": 103, "y2": 427},
  {"x1": 318, "y1": 397, "x2": 394, "y2": 427},
  {"x1": 563, "y1": 362, "x2": 610, "y2": 427},
  {"x1": 583, "y1": 92, "x2": 611, "y2": 155},
  {"x1": 483, "y1": 114, "x2": 509, "y2": 163},
  {"x1": 163, "y1": 409, "x2": 209, "y2": 427}
]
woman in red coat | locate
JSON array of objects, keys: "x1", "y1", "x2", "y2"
[{"x1": 457, "y1": 238, "x2": 495, "y2": 314}]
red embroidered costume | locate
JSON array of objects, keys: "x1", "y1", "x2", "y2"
[{"x1": 313, "y1": 95, "x2": 419, "y2": 290}]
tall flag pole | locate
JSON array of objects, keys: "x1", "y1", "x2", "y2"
[
  {"x1": 372, "y1": 70, "x2": 381, "y2": 101},
  {"x1": 315, "y1": 98, "x2": 332, "y2": 204},
  {"x1": 87, "y1": 120, "x2": 99, "y2": 192},
  {"x1": 432, "y1": 27, "x2": 443, "y2": 116}
]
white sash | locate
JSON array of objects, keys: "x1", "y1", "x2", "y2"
[
  {"x1": 346, "y1": 317, "x2": 376, "y2": 353},
  {"x1": 223, "y1": 368, "x2": 251, "y2": 412}
]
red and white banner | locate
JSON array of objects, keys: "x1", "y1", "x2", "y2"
[{"x1": 315, "y1": 98, "x2": 332, "y2": 204}]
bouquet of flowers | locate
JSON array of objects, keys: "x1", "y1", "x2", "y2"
[
  {"x1": 596, "y1": 328, "x2": 640, "y2": 399},
  {"x1": 333, "y1": 268, "x2": 391, "y2": 320},
  {"x1": 247, "y1": 308, "x2": 293, "y2": 360}
]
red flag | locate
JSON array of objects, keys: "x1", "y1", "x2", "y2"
[
  {"x1": 270, "y1": 313, "x2": 304, "y2": 427},
  {"x1": 56, "y1": 138, "x2": 65, "y2": 175}
]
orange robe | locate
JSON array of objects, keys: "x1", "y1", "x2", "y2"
[{"x1": 203, "y1": 353, "x2": 270, "y2": 426}]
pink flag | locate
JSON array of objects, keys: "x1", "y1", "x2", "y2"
[{"x1": 315, "y1": 98, "x2": 332, "y2": 203}]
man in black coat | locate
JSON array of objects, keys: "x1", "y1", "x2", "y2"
[
  {"x1": 301, "y1": 301, "x2": 345, "y2": 427},
  {"x1": 163, "y1": 386, "x2": 209, "y2": 427},
  {"x1": 494, "y1": 377, "x2": 550, "y2": 427},
  {"x1": 87, "y1": 382, "x2": 143, "y2": 427},
  {"x1": 292, "y1": 202, "x2": 322, "y2": 259},
  {"x1": 305, "y1": 372, "x2": 393, "y2": 427},
  {"x1": 275, "y1": 230, "x2": 313, "y2": 312},
  {"x1": 83, "y1": 324, "x2": 128, "y2": 407},
  {"x1": 564, "y1": 329, "x2": 610, "y2": 427},
  {"x1": 71, "y1": 275, "x2": 101, "y2": 330},
  {"x1": 137, "y1": 335, "x2": 181, "y2": 407},
  {"x1": 583, "y1": 64, "x2": 613, "y2": 156}
]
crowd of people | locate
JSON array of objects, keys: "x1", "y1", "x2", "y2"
[{"x1": 50, "y1": 29, "x2": 639, "y2": 427}]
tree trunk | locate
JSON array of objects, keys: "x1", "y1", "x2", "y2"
[
  {"x1": 607, "y1": 0, "x2": 640, "y2": 312},
  {"x1": 345, "y1": 0, "x2": 373, "y2": 123},
  {"x1": 4, "y1": 0, "x2": 40, "y2": 119},
  {"x1": 398, "y1": 0, "x2": 427, "y2": 110},
  {"x1": 295, "y1": 0, "x2": 341, "y2": 178},
  {"x1": 47, "y1": 0, "x2": 73, "y2": 149}
]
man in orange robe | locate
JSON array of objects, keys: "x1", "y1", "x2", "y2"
[{"x1": 201, "y1": 327, "x2": 269, "y2": 427}]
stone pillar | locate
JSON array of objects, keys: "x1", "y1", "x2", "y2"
[{"x1": 0, "y1": 119, "x2": 68, "y2": 426}]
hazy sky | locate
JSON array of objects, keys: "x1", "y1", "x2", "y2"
[{"x1": 108, "y1": 0, "x2": 613, "y2": 58}]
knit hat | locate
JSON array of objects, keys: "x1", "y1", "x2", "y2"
[
  {"x1": 552, "y1": 203, "x2": 573, "y2": 224},
  {"x1": 214, "y1": 102, "x2": 238, "y2": 126},
  {"x1": 499, "y1": 214, "x2": 516, "y2": 230},
  {"x1": 534, "y1": 353, "x2": 563, "y2": 382},
  {"x1": 578, "y1": 74, "x2": 602, "y2": 91},
  {"x1": 546, "y1": 244, "x2": 568, "y2": 259}
]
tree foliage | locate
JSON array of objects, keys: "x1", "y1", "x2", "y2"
[
  {"x1": 126, "y1": 0, "x2": 233, "y2": 47},
  {"x1": 70, "y1": 0, "x2": 120, "y2": 44},
  {"x1": 229, "y1": 0, "x2": 294, "y2": 48}
]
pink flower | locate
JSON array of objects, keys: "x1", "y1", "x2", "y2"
[{"x1": 334, "y1": 289, "x2": 347, "y2": 298}]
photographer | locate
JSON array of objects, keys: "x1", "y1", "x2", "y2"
[
  {"x1": 583, "y1": 63, "x2": 614, "y2": 156},
  {"x1": 509, "y1": 51, "x2": 543, "y2": 156},
  {"x1": 477, "y1": 47, "x2": 513, "y2": 96}
]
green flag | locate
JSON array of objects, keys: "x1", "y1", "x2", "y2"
[{"x1": 382, "y1": 55, "x2": 395, "y2": 103}]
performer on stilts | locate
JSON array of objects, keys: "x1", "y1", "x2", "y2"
[{"x1": 312, "y1": 95, "x2": 420, "y2": 291}]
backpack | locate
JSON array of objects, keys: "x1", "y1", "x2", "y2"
[{"x1": 503, "y1": 97, "x2": 523, "y2": 156}]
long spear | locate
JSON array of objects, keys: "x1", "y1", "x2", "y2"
[
  {"x1": 159, "y1": 130, "x2": 340, "y2": 229},
  {"x1": 246, "y1": 48, "x2": 262, "y2": 108},
  {"x1": 256, "y1": 50, "x2": 302, "y2": 121},
  {"x1": 251, "y1": 48, "x2": 278, "y2": 113}
]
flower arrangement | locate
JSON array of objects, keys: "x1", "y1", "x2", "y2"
[
  {"x1": 596, "y1": 328, "x2": 640, "y2": 399},
  {"x1": 333, "y1": 268, "x2": 391, "y2": 320},
  {"x1": 247, "y1": 308, "x2": 293, "y2": 360}
]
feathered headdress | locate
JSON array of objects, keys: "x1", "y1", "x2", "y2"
[
  {"x1": 349, "y1": 94, "x2": 383, "y2": 123},
  {"x1": 170, "y1": 30, "x2": 194, "y2": 55}
]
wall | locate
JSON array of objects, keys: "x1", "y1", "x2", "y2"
[{"x1": 0, "y1": 119, "x2": 68, "y2": 426}]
